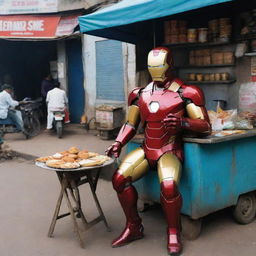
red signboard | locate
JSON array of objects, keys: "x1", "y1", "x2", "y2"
[{"x1": 0, "y1": 15, "x2": 60, "y2": 38}]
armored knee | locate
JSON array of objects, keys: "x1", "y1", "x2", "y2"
[
  {"x1": 112, "y1": 170, "x2": 131, "y2": 193},
  {"x1": 161, "y1": 180, "x2": 179, "y2": 200}
]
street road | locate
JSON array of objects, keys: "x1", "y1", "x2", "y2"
[{"x1": 0, "y1": 159, "x2": 256, "y2": 256}]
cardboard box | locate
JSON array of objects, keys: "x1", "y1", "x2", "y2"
[{"x1": 96, "y1": 106, "x2": 123, "y2": 129}]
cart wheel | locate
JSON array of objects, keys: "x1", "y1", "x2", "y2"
[
  {"x1": 181, "y1": 215, "x2": 202, "y2": 240},
  {"x1": 232, "y1": 192, "x2": 256, "y2": 224}
]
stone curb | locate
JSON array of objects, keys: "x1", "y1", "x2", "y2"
[{"x1": 13, "y1": 150, "x2": 38, "y2": 161}]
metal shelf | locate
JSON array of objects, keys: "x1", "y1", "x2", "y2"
[
  {"x1": 237, "y1": 34, "x2": 256, "y2": 42},
  {"x1": 164, "y1": 41, "x2": 232, "y2": 49},
  {"x1": 177, "y1": 64, "x2": 235, "y2": 68},
  {"x1": 244, "y1": 52, "x2": 256, "y2": 56},
  {"x1": 187, "y1": 80, "x2": 236, "y2": 85}
]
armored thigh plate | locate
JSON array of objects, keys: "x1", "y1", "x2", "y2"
[
  {"x1": 118, "y1": 148, "x2": 149, "y2": 182},
  {"x1": 157, "y1": 153, "x2": 182, "y2": 183}
]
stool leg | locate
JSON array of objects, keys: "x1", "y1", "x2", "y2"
[
  {"x1": 69, "y1": 183, "x2": 89, "y2": 226},
  {"x1": 88, "y1": 174, "x2": 111, "y2": 232},
  {"x1": 64, "y1": 185, "x2": 85, "y2": 248},
  {"x1": 48, "y1": 180, "x2": 65, "y2": 237},
  {"x1": 73, "y1": 186, "x2": 90, "y2": 228}
]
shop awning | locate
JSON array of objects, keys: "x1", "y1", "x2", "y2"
[
  {"x1": 0, "y1": 14, "x2": 80, "y2": 40},
  {"x1": 78, "y1": 0, "x2": 234, "y2": 43}
]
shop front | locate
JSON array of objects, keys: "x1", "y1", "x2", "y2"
[
  {"x1": 0, "y1": 14, "x2": 84, "y2": 122},
  {"x1": 79, "y1": 0, "x2": 256, "y2": 238}
]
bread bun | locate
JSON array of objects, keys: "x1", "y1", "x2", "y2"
[
  {"x1": 78, "y1": 151, "x2": 89, "y2": 159},
  {"x1": 60, "y1": 162, "x2": 80, "y2": 169},
  {"x1": 67, "y1": 154, "x2": 78, "y2": 159},
  {"x1": 62, "y1": 156, "x2": 76, "y2": 163},
  {"x1": 68, "y1": 147, "x2": 79, "y2": 154}
]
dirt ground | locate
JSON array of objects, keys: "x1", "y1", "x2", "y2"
[{"x1": 0, "y1": 126, "x2": 256, "y2": 256}]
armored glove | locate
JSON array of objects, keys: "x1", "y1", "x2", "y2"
[
  {"x1": 106, "y1": 141, "x2": 122, "y2": 158},
  {"x1": 163, "y1": 114, "x2": 189, "y2": 131}
]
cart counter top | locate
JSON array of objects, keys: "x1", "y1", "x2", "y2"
[{"x1": 131, "y1": 129, "x2": 256, "y2": 144}]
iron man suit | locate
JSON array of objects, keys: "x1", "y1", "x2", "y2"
[{"x1": 106, "y1": 47, "x2": 211, "y2": 255}]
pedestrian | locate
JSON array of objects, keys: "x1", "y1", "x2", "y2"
[
  {"x1": 41, "y1": 74, "x2": 55, "y2": 98},
  {"x1": 45, "y1": 82, "x2": 68, "y2": 130},
  {"x1": 0, "y1": 84, "x2": 24, "y2": 132}
]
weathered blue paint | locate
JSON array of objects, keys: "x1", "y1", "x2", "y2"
[
  {"x1": 128, "y1": 137, "x2": 256, "y2": 219},
  {"x1": 96, "y1": 40, "x2": 125, "y2": 101},
  {"x1": 66, "y1": 39, "x2": 85, "y2": 123}
]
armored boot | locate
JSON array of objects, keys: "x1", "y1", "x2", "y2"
[
  {"x1": 112, "y1": 185, "x2": 144, "y2": 247},
  {"x1": 160, "y1": 181, "x2": 182, "y2": 255}
]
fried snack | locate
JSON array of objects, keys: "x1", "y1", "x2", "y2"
[
  {"x1": 68, "y1": 154, "x2": 78, "y2": 159},
  {"x1": 60, "y1": 162, "x2": 80, "y2": 169},
  {"x1": 60, "y1": 151, "x2": 69, "y2": 156},
  {"x1": 35, "y1": 156, "x2": 51, "y2": 163},
  {"x1": 79, "y1": 158, "x2": 103, "y2": 167},
  {"x1": 88, "y1": 152, "x2": 99, "y2": 158},
  {"x1": 52, "y1": 153, "x2": 64, "y2": 159},
  {"x1": 80, "y1": 150, "x2": 88, "y2": 154},
  {"x1": 90, "y1": 155, "x2": 111, "y2": 165},
  {"x1": 62, "y1": 156, "x2": 76, "y2": 163},
  {"x1": 78, "y1": 151, "x2": 89, "y2": 159},
  {"x1": 46, "y1": 159, "x2": 65, "y2": 168},
  {"x1": 68, "y1": 147, "x2": 80, "y2": 154},
  {"x1": 91, "y1": 155, "x2": 110, "y2": 161},
  {"x1": 220, "y1": 130, "x2": 245, "y2": 136}
]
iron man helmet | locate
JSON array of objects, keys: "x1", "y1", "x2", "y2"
[{"x1": 148, "y1": 47, "x2": 173, "y2": 82}]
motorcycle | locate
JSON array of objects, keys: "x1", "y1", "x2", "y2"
[
  {"x1": 20, "y1": 98, "x2": 42, "y2": 137},
  {"x1": 0, "y1": 98, "x2": 42, "y2": 141},
  {"x1": 52, "y1": 110, "x2": 65, "y2": 138}
]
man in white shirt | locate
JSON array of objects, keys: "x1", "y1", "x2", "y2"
[
  {"x1": 46, "y1": 82, "x2": 68, "y2": 130},
  {"x1": 0, "y1": 85, "x2": 24, "y2": 132}
]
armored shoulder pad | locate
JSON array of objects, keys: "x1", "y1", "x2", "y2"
[
  {"x1": 181, "y1": 85, "x2": 205, "y2": 106},
  {"x1": 128, "y1": 87, "x2": 142, "y2": 106}
]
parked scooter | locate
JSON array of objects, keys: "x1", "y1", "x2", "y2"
[
  {"x1": 52, "y1": 110, "x2": 65, "y2": 138},
  {"x1": 20, "y1": 98, "x2": 42, "y2": 137},
  {"x1": 0, "y1": 98, "x2": 42, "y2": 140}
]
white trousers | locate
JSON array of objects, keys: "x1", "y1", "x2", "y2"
[{"x1": 47, "y1": 110, "x2": 54, "y2": 129}]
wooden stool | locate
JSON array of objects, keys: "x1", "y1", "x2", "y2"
[{"x1": 45, "y1": 166, "x2": 111, "y2": 248}]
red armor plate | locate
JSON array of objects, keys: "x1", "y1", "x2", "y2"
[{"x1": 138, "y1": 83, "x2": 185, "y2": 161}]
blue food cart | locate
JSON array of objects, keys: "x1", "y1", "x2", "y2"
[
  {"x1": 128, "y1": 131, "x2": 256, "y2": 239},
  {"x1": 78, "y1": 0, "x2": 256, "y2": 240}
]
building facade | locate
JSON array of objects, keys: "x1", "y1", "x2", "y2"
[{"x1": 0, "y1": 0, "x2": 135, "y2": 123}]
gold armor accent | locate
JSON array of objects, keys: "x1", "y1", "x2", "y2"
[
  {"x1": 186, "y1": 103, "x2": 205, "y2": 120},
  {"x1": 168, "y1": 81, "x2": 181, "y2": 92},
  {"x1": 127, "y1": 105, "x2": 140, "y2": 127},
  {"x1": 118, "y1": 148, "x2": 149, "y2": 181},
  {"x1": 157, "y1": 153, "x2": 182, "y2": 183},
  {"x1": 148, "y1": 49, "x2": 169, "y2": 82},
  {"x1": 167, "y1": 136, "x2": 176, "y2": 144}
]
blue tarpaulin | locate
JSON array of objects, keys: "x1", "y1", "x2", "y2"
[{"x1": 79, "y1": 0, "x2": 233, "y2": 43}]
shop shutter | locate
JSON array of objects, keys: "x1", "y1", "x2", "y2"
[{"x1": 96, "y1": 40, "x2": 125, "y2": 101}]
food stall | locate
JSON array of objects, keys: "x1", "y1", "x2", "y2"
[{"x1": 79, "y1": 0, "x2": 256, "y2": 238}]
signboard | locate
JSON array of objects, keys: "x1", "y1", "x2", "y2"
[
  {"x1": 56, "y1": 15, "x2": 79, "y2": 37},
  {"x1": 0, "y1": 0, "x2": 58, "y2": 14},
  {"x1": 0, "y1": 16, "x2": 60, "y2": 38}
]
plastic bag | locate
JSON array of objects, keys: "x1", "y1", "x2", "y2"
[{"x1": 234, "y1": 119, "x2": 253, "y2": 129}]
